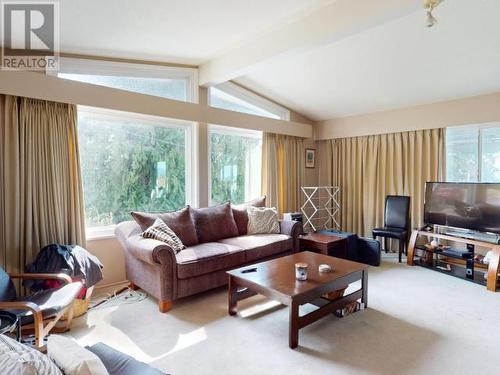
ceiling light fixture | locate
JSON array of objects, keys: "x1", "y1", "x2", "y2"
[{"x1": 423, "y1": 0, "x2": 444, "y2": 27}]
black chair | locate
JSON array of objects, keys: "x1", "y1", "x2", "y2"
[
  {"x1": 372, "y1": 195, "x2": 411, "y2": 263},
  {"x1": 0, "y1": 266, "x2": 82, "y2": 347}
]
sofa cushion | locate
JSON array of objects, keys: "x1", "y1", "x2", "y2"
[
  {"x1": 232, "y1": 196, "x2": 266, "y2": 236},
  {"x1": 141, "y1": 218, "x2": 185, "y2": 253},
  {"x1": 192, "y1": 202, "x2": 239, "y2": 243},
  {"x1": 247, "y1": 206, "x2": 280, "y2": 235},
  {"x1": 131, "y1": 206, "x2": 198, "y2": 247},
  {"x1": 218, "y1": 234, "x2": 292, "y2": 262},
  {"x1": 176, "y1": 242, "x2": 245, "y2": 279}
]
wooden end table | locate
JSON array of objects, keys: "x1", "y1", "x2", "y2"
[
  {"x1": 227, "y1": 251, "x2": 368, "y2": 349},
  {"x1": 299, "y1": 232, "x2": 347, "y2": 258}
]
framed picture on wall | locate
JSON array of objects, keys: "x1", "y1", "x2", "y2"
[{"x1": 305, "y1": 148, "x2": 316, "y2": 168}]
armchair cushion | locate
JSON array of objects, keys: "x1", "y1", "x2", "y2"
[
  {"x1": 15, "y1": 282, "x2": 82, "y2": 324},
  {"x1": 0, "y1": 267, "x2": 16, "y2": 302},
  {"x1": 131, "y1": 206, "x2": 199, "y2": 247}
]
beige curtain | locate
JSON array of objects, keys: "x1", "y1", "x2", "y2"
[
  {"x1": 330, "y1": 128, "x2": 445, "y2": 238},
  {"x1": 262, "y1": 133, "x2": 305, "y2": 217},
  {"x1": 0, "y1": 95, "x2": 86, "y2": 273}
]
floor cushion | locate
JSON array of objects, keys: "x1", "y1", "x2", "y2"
[
  {"x1": 176, "y1": 242, "x2": 245, "y2": 279},
  {"x1": 86, "y1": 342, "x2": 166, "y2": 375},
  {"x1": 218, "y1": 234, "x2": 292, "y2": 262},
  {"x1": 47, "y1": 335, "x2": 108, "y2": 375}
]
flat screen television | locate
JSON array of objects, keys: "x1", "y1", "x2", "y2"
[{"x1": 424, "y1": 182, "x2": 500, "y2": 234}]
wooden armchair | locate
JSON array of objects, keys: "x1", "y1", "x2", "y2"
[{"x1": 0, "y1": 266, "x2": 82, "y2": 347}]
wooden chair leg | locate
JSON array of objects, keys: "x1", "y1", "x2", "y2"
[
  {"x1": 34, "y1": 317, "x2": 45, "y2": 348},
  {"x1": 159, "y1": 300, "x2": 172, "y2": 313},
  {"x1": 63, "y1": 306, "x2": 75, "y2": 332}
]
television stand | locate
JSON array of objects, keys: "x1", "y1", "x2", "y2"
[{"x1": 407, "y1": 230, "x2": 500, "y2": 292}]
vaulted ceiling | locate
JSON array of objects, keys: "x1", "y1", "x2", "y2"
[{"x1": 58, "y1": 0, "x2": 500, "y2": 121}]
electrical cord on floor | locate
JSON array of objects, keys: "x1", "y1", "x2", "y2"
[{"x1": 89, "y1": 287, "x2": 148, "y2": 310}]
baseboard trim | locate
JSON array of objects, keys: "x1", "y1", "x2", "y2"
[{"x1": 94, "y1": 280, "x2": 129, "y2": 290}]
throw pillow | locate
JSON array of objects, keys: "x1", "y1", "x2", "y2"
[
  {"x1": 141, "y1": 218, "x2": 185, "y2": 253},
  {"x1": 131, "y1": 206, "x2": 198, "y2": 246},
  {"x1": 192, "y1": 202, "x2": 239, "y2": 243},
  {"x1": 247, "y1": 206, "x2": 280, "y2": 235},
  {"x1": 47, "y1": 335, "x2": 109, "y2": 375},
  {"x1": 0, "y1": 334, "x2": 62, "y2": 375},
  {"x1": 232, "y1": 196, "x2": 266, "y2": 236},
  {"x1": 86, "y1": 342, "x2": 167, "y2": 375}
]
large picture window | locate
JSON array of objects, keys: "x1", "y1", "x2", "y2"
[
  {"x1": 209, "y1": 126, "x2": 262, "y2": 205},
  {"x1": 78, "y1": 107, "x2": 192, "y2": 230},
  {"x1": 446, "y1": 125, "x2": 500, "y2": 182},
  {"x1": 54, "y1": 57, "x2": 198, "y2": 102},
  {"x1": 209, "y1": 82, "x2": 289, "y2": 120},
  {"x1": 54, "y1": 59, "x2": 197, "y2": 237}
]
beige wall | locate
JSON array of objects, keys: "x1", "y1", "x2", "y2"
[
  {"x1": 315, "y1": 92, "x2": 500, "y2": 139},
  {"x1": 86, "y1": 237, "x2": 127, "y2": 287}
]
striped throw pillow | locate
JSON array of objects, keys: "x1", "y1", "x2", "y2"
[
  {"x1": 141, "y1": 218, "x2": 185, "y2": 253},
  {"x1": 247, "y1": 206, "x2": 280, "y2": 235},
  {"x1": 0, "y1": 334, "x2": 62, "y2": 374}
]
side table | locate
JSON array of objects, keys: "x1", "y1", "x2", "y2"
[
  {"x1": 0, "y1": 310, "x2": 20, "y2": 341},
  {"x1": 299, "y1": 232, "x2": 347, "y2": 258}
]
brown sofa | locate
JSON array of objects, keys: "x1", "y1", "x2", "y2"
[{"x1": 116, "y1": 201, "x2": 302, "y2": 312}]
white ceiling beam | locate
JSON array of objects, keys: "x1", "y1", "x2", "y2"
[
  {"x1": 0, "y1": 71, "x2": 313, "y2": 138},
  {"x1": 199, "y1": 0, "x2": 422, "y2": 86}
]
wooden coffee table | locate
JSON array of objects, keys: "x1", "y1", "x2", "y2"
[{"x1": 227, "y1": 251, "x2": 368, "y2": 349}]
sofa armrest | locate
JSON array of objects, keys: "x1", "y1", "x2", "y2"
[
  {"x1": 280, "y1": 220, "x2": 302, "y2": 237},
  {"x1": 126, "y1": 235, "x2": 177, "y2": 267},
  {"x1": 280, "y1": 220, "x2": 303, "y2": 252}
]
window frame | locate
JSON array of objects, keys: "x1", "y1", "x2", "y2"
[
  {"x1": 78, "y1": 106, "x2": 197, "y2": 240},
  {"x1": 446, "y1": 123, "x2": 500, "y2": 182},
  {"x1": 208, "y1": 81, "x2": 290, "y2": 120},
  {"x1": 207, "y1": 124, "x2": 263, "y2": 206},
  {"x1": 50, "y1": 57, "x2": 199, "y2": 103}
]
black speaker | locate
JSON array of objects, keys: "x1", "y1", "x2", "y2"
[
  {"x1": 466, "y1": 258, "x2": 474, "y2": 280},
  {"x1": 283, "y1": 212, "x2": 303, "y2": 223}
]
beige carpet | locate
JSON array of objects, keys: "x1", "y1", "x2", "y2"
[{"x1": 68, "y1": 256, "x2": 500, "y2": 375}]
